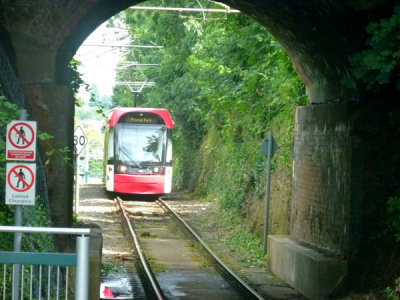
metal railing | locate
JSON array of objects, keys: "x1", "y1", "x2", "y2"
[{"x1": 0, "y1": 226, "x2": 90, "y2": 300}]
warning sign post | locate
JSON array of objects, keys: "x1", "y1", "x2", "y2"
[
  {"x1": 5, "y1": 163, "x2": 36, "y2": 205},
  {"x1": 6, "y1": 120, "x2": 37, "y2": 161}
]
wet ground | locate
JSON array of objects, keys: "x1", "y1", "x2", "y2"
[
  {"x1": 78, "y1": 184, "x2": 302, "y2": 299},
  {"x1": 124, "y1": 200, "x2": 244, "y2": 299},
  {"x1": 77, "y1": 186, "x2": 143, "y2": 299}
]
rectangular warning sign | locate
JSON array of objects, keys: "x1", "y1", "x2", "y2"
[
  {"x1": 6, "y1": 120, "x2": 37, "y2": 161},
  {"x1": 5, "y1": 163, "x2": 36, "y2": 205},
  {"x1": 7, "y1": 150, "x2": 35, "y2": 160}
]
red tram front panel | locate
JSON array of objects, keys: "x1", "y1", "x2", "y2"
[
  {"x1": 104, "y1": 108, "x2": 174, "y2": 195},
  {"x1": 114, "y1": 174, "x2": 165, "y2": 194}
]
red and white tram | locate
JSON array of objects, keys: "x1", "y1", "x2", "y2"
[{"x1": 103, "y1": 108, "x2": 174, "y2": 195}]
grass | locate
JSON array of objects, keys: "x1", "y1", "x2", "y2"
[{"x1": 188, "y1": 197, "x2": 267, "y2": 268}]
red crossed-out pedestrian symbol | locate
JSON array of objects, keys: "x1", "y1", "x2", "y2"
[
  {"x1": 7, "y1": 165, "x2": 35, "y2": 192},
  {"x1": 8, "y1": 122, "x2": 35, "y2": 149}
]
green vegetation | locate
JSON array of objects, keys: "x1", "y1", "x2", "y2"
[
  {"x1": 385, "y1": 277, "x2": 400, "y2": 300},
  {"x1": 0, "y1": 96, "x2": 55, "y2": 251},
  {"x1": 346, "y1": 1, "x2": 400, "y2": 92},
  {"x1": 203, "y1": 206, "x2": 266, "y2": 267},
  {"x1": 108, "y1": 1, "x2": 306, "y2": 269},
  {"x1": 0, "y1": 96, "x2": 55, "y2": 255},
  {"x1": 388, "y1": 197, "x2": 400, "y2": 242},
  {"x1": 0, "y1": 96, "x2": 19, "y2": 249},
  {"x1": 345, "y1": 1, "x2": 400, "y2": 292},
  {"x1": 38, "y1": 131, "x2": 72, "y2": 166},
  {"x1": 349, "y1": 1, "x2": 400, "y2": 245},
  {"x1": 75, "y1": 107, "x2": 106, "y2": 178},
  {"x1": 69, "y1": 58, "x2": 89, "y2": 106},
  {"x1": 112, "y1": 1, "x2": 305, "y2": 224}
]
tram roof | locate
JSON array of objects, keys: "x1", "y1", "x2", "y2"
[{"x1": 109, "y1": 107, "x2": 175, "y2": 128}]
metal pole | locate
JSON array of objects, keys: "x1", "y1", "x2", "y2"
[
  {"x1": 0, "y1": 226, "x2": 91, "y2": 235},
  {"x1": 75, "y1": 235, "x2": 89, "y2": 300},
  {"x1": 12, "y1": 109, "x2": 27, "y2": 300},
  {"x1": 12, "y1": 205, "x2": 22, "y2": 300},
  {"x1": 263, "y1": 132, "x2": 273, "y2": 254},
  {"x1": 75, "y1": 154, "x2": 79, "y2": 213}
]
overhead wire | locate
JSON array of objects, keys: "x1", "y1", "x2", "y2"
[{"x1": 78, "y1": 2, "x2": 240, "y2": 93}]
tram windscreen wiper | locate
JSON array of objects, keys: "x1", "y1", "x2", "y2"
[{"x1": 118, "y1": 146, "x2": 141, "y2": 168}]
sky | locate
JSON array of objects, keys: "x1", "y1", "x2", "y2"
[{"x1": 74, "y1": 21, "x2": 129, "y2": 102}]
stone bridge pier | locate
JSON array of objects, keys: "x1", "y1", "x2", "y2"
[
  {"x1": 1, "y1": 1, "x2": 398, "y2": 298},
  {"x1": 6, "y1": 23, "x2": 76, "y2": 228},
  {"x1": 1, "y1": 0, "x2": 131, "y2": 228}
]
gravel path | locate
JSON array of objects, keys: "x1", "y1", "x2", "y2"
[{"x1": 78, "y1": 185, "x2": 134, "y2": 269}]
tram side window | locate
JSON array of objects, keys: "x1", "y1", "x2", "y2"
[
  {"x1": 166, "y1": 130, "x2": 172, "y2": 164},
  {"x1": 107, "y1": 128, "x2": 114, "y2": 163}
]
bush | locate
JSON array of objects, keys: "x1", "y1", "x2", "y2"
[
  {"x1": 0, "y1": 96, "x2": 19, "y2": 249},
  {"x1": 388, "y1": 197, "x2": 400, "y2": 242}
]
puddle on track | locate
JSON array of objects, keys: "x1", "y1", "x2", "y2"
[
  {"x1": 100, "y1": 271, "x2": 146, "y2": 300},
  {"x1": 157, "y1": 269, "x2": 244, "y2": 299}
]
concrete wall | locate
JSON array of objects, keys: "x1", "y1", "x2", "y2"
[{"x1": 268, "y1": 235, "x2": 347, "y2": 299}]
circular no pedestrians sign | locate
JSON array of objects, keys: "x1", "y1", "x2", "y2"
[
  {"x1": 6, "y1": 121, "x2": 37, "y2": 161},
  {"x1": 6, "y1": 163, "x2": 36, "y2": 205}
]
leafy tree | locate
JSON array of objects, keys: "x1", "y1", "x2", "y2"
[
  {"x1": 113, "y1": 0, "x2": 305, "y2": 215},
  {"x1": 346, "y1": 1, "x2": 400, "y2": 93},
  {"x1": 69, "y1": 58, "x2": 88, "y2": 106}
]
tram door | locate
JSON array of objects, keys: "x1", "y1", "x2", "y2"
[{"x1": 104, "y1": 128, "x2": 114, "y2": 191}]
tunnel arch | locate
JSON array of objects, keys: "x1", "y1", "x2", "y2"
[
  {"x1": 56, "y1": 1, "x2": 365, "y2": 104},
  {"x1": 52, "y1": 2, "x2": 399, "y2": 296},
  {"x1": 1, "y1": 1, "x2": 399, "y2": 297}
]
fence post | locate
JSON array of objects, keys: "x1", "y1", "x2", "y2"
[{"x1": 76, "y1": 235, "x2": 89, "y2": 300}]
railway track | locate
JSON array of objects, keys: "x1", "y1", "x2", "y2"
[
  {"x1": 115, "y1": 196, "x2": 266, "y2": 300},
  {"x1": 157, "y1": 198, "x2": 265, "y2": 299},
  {"x1": 115, "y1": 197, "x2": 165, "y2": 300}
]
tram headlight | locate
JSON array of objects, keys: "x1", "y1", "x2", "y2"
[
  {"x1": 151, "y1": 167, "x2": 165, "y2": 174},
  {"x1": 116, "y1": 165, "x2": 129, "y2": 173}
]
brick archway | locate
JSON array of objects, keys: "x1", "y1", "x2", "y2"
[{"x1": 1, "y1": 1, "x2": 398, "y2": 297}]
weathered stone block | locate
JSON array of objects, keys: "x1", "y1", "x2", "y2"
[
  {"x1": 268, "y1": 235, "x2": 347, "y2": 299},
  {"x1": 291, "y1": 103, "x2": 351, "y2": 255}
]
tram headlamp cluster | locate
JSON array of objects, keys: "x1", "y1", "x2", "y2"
[
  {"x1": 116, "y1": 165, "x2": 129, "y2": 173},
  {"x1": 115, "y1": 165, "x2": 165, "y2": 175},
  {"x1": 151, "y1": 167, "x2": 165, "y2": 175}
]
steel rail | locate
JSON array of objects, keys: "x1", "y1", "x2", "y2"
[
  {"x1": 115, "y1": 197, "x2": 165, "y2": 300},
  {"x1": 157, "y1": 199, "x2": 266, "y2": 300}
]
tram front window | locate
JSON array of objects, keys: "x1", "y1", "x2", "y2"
[{"x1": 115, "y1": 124, "x2": 166, "y2": 167}]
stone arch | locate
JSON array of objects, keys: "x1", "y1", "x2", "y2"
[
  {"x1": 55, "y1": 1, "x2": 366, "y2": 104},
  {"x1": 56, "y1": 0, "x2": 139, "y2": 85},
  {"x1": 1, "y1": 1, "x2": 398, "y2": 297}
]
